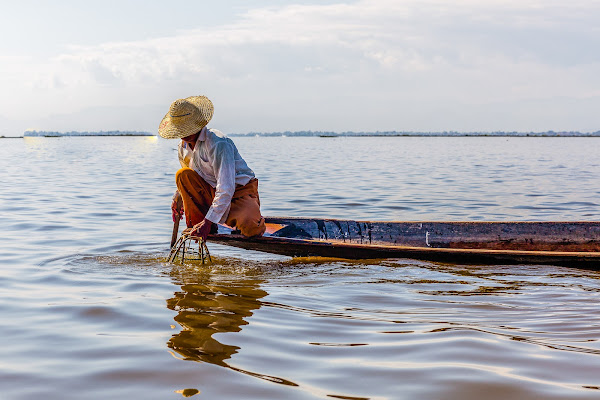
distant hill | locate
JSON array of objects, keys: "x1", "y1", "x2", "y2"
[
  {"x1": 229, "y1": 130, "x2": 600, "y2": 137},
  {"x1": 23, "y1": 130, "x2": 154, "y2": 137}
]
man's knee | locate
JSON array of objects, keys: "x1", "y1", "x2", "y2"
[
  {"x1": 176, "y1": 168, "x2": 211, "y2": 196},
  {"x1": 238, "y1": 216, "x2": 266, "y2": 238},
  {"x1": 175, "y1": 167, "x2": 195, "y2": 185},
  {"x1": 229, "y1": 195, "x2": 265, "y2": 237}
]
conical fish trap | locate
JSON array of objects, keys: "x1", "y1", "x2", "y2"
[{"x1": 168, "y1": 233, "x2": 212, "y2": 264}]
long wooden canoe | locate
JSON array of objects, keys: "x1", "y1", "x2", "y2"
[{"x1": 208, "y1": 217, "x2": 600, "y2": 269}]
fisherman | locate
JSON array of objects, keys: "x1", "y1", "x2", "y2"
[{"x1": 158, "y1": 95, "x2": 266, "y2": 241}]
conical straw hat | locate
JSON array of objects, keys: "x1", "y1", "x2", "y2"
[{"x1": 158, "y1": 96, "x2": 214, "y2": 139}]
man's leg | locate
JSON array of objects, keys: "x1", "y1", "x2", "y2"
[
  {"x1": 226, "y1": 180, "x2": 266, "y2": 237},
  {"x1": 175, "y1": 168, "x2": 215, "y2": 228}
]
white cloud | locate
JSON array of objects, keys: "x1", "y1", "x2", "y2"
[{"x1": 3, "y1": 0, "x2": 600, "y2": 133}]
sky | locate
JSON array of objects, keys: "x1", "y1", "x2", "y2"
[{"x1": 1, "y1": 0, "x2": 599, "y2": 135}]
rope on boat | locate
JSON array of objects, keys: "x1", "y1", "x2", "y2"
[{"x1": 168, "y1": 232, "x2": 212, "y2": 264}]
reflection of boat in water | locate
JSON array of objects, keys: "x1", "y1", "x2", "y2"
[
  {"x1": 209, "y1": 217, "x2": 600, "y2": 268},
  {"x1": 166, "y1": 272, "x2": 298, "y2": 386}
]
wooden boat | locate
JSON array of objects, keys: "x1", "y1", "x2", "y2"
[{"x1": 209, "y1": 217, "x2": 600, "y2": 269}]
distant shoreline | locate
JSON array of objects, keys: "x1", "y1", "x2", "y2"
[
  {"x1": 231, "y1": 133, "x2": 600, "y2": 138},
  {"x1": 2, "y1": 135, "x2": 155, "y2": 139},
  {"x1": 309, "y1": 134, "x2": 600, "y2": 138},
  {"x1": 22, "y1": 130, "x2": 154, "y2": 138},
  {"x1": 19, "y1": 134, "x2": 155, "y2": 138},
  {"x1": 230, "y1": 130, "x2": 600, "y2": 137},
  {"x1": 3, "y1": 134, "x2": 600, "y2": 139},
  {"x1": 4, "y1": 129, "x2": 600, "y2": 139}
]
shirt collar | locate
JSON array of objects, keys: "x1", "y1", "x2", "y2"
[
  {"x1": 197, "y1": 126, "x2": 207, "y2": 142},
  {"x1": 182, "y1": 127, "x2": 207, "y2": 150}
]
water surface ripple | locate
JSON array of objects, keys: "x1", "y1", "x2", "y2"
[{"x1": 1, "y1": 137, "x2": 599, "y2": 399}]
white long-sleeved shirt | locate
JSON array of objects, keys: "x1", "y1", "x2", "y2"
[{"x1": 178, "y1": 127, "x2": 255, "y2": 224}]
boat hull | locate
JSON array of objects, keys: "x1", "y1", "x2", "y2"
[{"x1": 209, "y1": 218, "x2": 600, "y2": 268}]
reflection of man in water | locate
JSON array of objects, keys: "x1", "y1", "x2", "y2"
[{"x1": 166, "y1": 280, "x2": 267, "y2": 366}]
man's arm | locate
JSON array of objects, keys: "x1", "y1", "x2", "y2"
[
  {"x1": 190, "y1": 140, "x2": 236, "y2": 240},
  {"x1": 204, "y1": 140, "x2": 236, "y2": 224},
  {"x1": 178, "y1": 141, "x2": 190, "y2": 168},
  {"x1": 171, "y1": 191, "x2": 183, "y2": 222},
  {"x1": 172, "y1": 142, "x2": 187, "y2": 221}
]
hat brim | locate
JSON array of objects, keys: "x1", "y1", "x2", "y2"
[{"x1": 158, "y1": 96, "x2": 214, "y2": 139}]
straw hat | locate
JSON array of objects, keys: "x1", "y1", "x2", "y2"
[{"x1": 158, "y1": 96, "x2": 214, "y2": 139}]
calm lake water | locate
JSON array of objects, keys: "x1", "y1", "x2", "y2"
[{"x1": 1, "y1": 136, "x2": 599, "y2": 399}]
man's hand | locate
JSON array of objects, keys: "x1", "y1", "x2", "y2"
[
  {"x1": 171, "y1": 191, "x2": 184, "y2": 222},
  {"x1": 190, "y1": 219, "x2": 213, "y2": 241}
]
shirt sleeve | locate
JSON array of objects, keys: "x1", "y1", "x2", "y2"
[
  {"x1": 204, "y1": 140, "x2": 236, "y2": 223},
  {"x1": 178, "y1": 143, "x2": 189, "y2": 168}
]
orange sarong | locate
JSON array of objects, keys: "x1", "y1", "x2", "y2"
[{"x1": 175, "y1": 167, "x2": 266, "y2": 237}]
